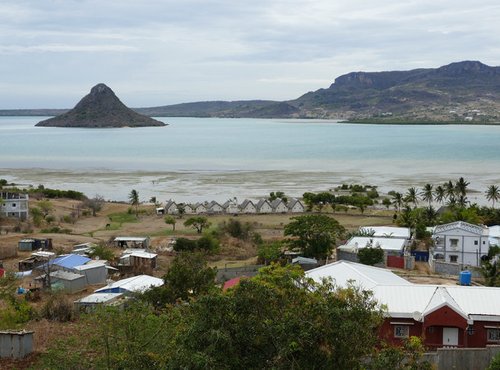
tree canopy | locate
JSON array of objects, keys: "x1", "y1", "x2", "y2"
[{"x1": 284, "y1": 214, "x2": 345, "y2": 259}]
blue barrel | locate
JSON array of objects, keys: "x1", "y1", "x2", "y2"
[{"x1": 459, "y1": 271, "x2": 472, "y2": 286}]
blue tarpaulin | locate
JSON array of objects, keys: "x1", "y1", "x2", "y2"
[{"x1": 50, "y1": 254, "x2": 91, "y2": 269}]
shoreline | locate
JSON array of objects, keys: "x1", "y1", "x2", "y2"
[{"x1": 0, "y1": 167, "x2": 495, "y2": 206}]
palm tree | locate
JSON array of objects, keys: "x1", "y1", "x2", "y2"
[
  {"x1": 455, "y1": 177, "x2": 469, "y2": 208},
  {"x1": 444, "y1": 180, "x2": 456, "y2": 204},
  {"x1": 391, "y1": 192, "x2": 404, "y2": 212},
  {"x1": 404, "y1": 187, "x2": 418, "y2": 208},
  {"x1": 434, "y1": 185, "x2": 446, "y2": 205},
  {"x1": 421, "y1": 184, "x2": 433, "y2": 207},
  {"x1": 455, "y1": 177, "x2": 470, "y2": 198},
  {"x1": 486, "y1": 185, "x2": 500, "y2": 208},
  {"x1": 129, "y1": 189, "x2": 140, "y2": 217}
]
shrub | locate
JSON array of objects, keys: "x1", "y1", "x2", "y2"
[{"x1": 40, "y1": 293, "x2": 75, "y2": 322}]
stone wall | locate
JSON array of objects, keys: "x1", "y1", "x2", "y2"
[{"x1": 216, "y1": 265, "x2": 264, "y2": 282}]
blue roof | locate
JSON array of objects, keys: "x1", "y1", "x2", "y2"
[{"x1": 51, "y1": 254, "x2": 91, "y2": 269}]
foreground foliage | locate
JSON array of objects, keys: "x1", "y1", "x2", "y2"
[{"x1": 33, "y1": 263, "x2": 435, "y2": 369}]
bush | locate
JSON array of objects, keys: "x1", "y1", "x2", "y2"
[
  {"x1": 197, "y1": 234, "x2": 220, "y2": 253},
  {"x1": 220, "y1": 219, "x2": 253, "y2": 240},
  {"x1": 40, "y1": 293, "x2": 75, "y2": 322},
  {"x1": 174, "y1": 237, "x2": 197, "y2": 252}
]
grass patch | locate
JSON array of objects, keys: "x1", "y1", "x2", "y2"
[{"x1": 108, "y1": 212, "x2": 139, "y2": 225}]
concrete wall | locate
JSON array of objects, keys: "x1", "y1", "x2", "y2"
[
  {"x1": 0, "y1": 331, "x2": 34, "y2": 359},
  {"x1": 430, "y1": 257, "x2": 482, "y2": 278},
  {"x1": 423, "y1": 345, "x2": 500, "y2": 370}
]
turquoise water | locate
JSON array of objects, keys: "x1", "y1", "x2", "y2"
[{"x1": 1, "y1": 116, "x2": 499, "y2": 202}]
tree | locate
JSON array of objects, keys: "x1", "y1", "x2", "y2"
[
  {"x1": 38, "y1": 199, "x2": 53, "y2": 217},
  {"x1": 444, "y1": 180, "x2": 456, "y2": 204},
  {"x1": 164, "y1": 215, "x2": 176, "y2": 231},
  {"x1": 382, "y1": 198, "x2": 392, "y2": 209},
  {"x1": 404, "y1": 187, "x2": 418, "y2": 208},
  {"x1": 358, "y1": 243, "x2": 384, "y2": 266},
  {"x1": 257, "y1": 241, "x2": 283, "y2": 265},
  {"x1": 128, "y1": 189, "x2": 140, "y2": 217},
  {"x1": 420, "y1": 184, "x2": 433, "y2": 207},
  {"x1": 84, "y1": 194, "x2": 105, "y2": 216},
  {"x1": 434, "y1": 185, "x2": 446, "y2": 205},
  {"x1": 142, "y1": 251, "x2": 217, "y2": 307},
  {"x1": 391, "y1": 192, "x2": 404, "y2": 212},
  {"x1": 184, "y1": 216, "x2": 210, "y2": 234},
  {"x1": 486, "y1": 185, "x2": 500, "y2": 208},
  {"x1": 284, "y1": 214, "x2": 345, "y2": 259}
]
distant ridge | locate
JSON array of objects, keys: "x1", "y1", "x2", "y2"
[
  {"x1": 4, "y1": 61, "x2": 500, "y2": 123},
  {"x1": 134, "y1": 61, "x2": 500, "y2": 123},
  {"x1": 36, "y1": 84, "x2": 166, "y2": 128}
]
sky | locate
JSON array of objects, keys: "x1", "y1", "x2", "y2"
[{"x1": 1, "y1": 0, "x2": 500, "y2": 109}]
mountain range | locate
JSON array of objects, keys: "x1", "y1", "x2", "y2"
[{"x1": 3, "y1": 61, "x2": 500, "y2": 123}]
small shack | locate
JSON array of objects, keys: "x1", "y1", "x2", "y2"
[
  {"x1": 18, "y1": 238, "x2": 52, "y2": 252},
  {"x1": 113, "y1": 236, "x2": 150, "y2": 249},
  {"x1": 119, "y1": 249, "x2": 157, "y2": 271},
  {"x1": 48, "y1": 270, "x2": 87, "y2": 293},
  {"x1": 18, "y1": 251, "x2": 55, "y2": 272},
  {"x1": 74, "y1": 292, "x2": 127, "y2": 312},
  {"x1": 0, "y1": 330, "x2": 34, "y2": 359},
  {"x1": 73, "y1": 261, "x2": 108, "y2": 285}
]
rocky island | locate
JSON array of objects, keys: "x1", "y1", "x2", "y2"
[{"x1": 36, "y1": 83, "x2": 166, "y2": 128}]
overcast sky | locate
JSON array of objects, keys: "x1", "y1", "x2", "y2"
[{"x1": 1, "y1": 0, "x2": 499, "y2": 108}]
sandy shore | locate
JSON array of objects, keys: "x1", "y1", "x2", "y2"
[{"x1": 0, "y1": 167, "x2": 496, "y2": 205}]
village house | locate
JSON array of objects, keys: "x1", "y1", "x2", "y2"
[
  {"x1": 192, "y1": 202, "x2": 207, "y2": 214},
  {"x1": 256, "y1": 199, "x2": 273, "y2": 214},
  {"x1": 359, "y1": 226, "x2": 411, "y2": 240},
  {"x1": 223, "y1": 200, "x2": 240, "y2": 214},
  {"x1": 338, "y1": 236, "x2": 407, "y2": 256},
  {"x1": 306, "y1": 261, "x2": 500, "y2": 349},
  {"x1": 431, "y1": 221, "x2": 489, "y2": 267},
  {"x1": 164, "y1": 200, "x2": 178, "y2": 215},
  {"x1": 271, "y1": 199, "x2": 288, "y2": 213},
  {"x1": 239, "y1": 199, "x2": 257, "y2": 214},
  {"x1": 207, "y1": 201, "x2": 224, "y2": 214},
  {"x1": 287, "y1": 198, "x2": 305, "y2": 213},
  {"x1": 118, "y1": 249, "x2": 157, "y2": 274},
  {"x1": 0, "y1": 191, "x2": 29, "y2": 220}
]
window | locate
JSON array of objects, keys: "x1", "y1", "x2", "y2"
[
  {"x1": 449, "y1": 255, "x2": 458, "y2": 263},
  {"x1": 487, "y1": 329, "x2": 500, "y2": 342},
  {"x1": 12, "y1": 203, "x2": 16, "y2": 208},
  {"x1": 450, "y1": 239, "x2": 459, "y2": 249},
  {"x1": 394, "y1": 325, "x2": 409, "y2": 338},
  {"x1": 474, "y1": 240, "x2": 478, "y2": 246}
]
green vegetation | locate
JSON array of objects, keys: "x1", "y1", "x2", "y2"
[
  {"x1": 184, "y1": 216, "x2": 211, "y2": 234},
  {"x1": 108, "y1": 211, "x2": 139, "y2": 225},
  {"x1": 128, "y1": 189, "x2": 140, "y2": 217},
  {"x1": 37, "y1": 263, "x2": 432, "y2": 369},
  {"x1": 164, "y1": 215, "x2": 176, "y2": 231},
  {"x1": 284, "y1": 214, "x2": 345, "y2": 259},
  {"x1": 358, "y1": 244, "x2": 385, "y2": 266}
]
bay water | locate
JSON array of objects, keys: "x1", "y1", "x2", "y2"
[{"x1": 1, "y1": 116, "x2": 499, "y2": 203}]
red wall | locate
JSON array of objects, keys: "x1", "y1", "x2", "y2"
[
  {"x1": 379, "y1": 319, "x2": 423, "y2": 346},
  {"x1": 386, "y1": 255, "x2": 404, "y2": 269}
]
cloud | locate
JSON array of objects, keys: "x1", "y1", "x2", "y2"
[{"x1": 1, "y1": 0, "x2": 500, "y2": 108}]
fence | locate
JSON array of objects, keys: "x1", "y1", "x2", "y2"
[
  {"x1": 216, "y1": 264, "x2": 264, "y2": 282},
  {"x1": 423, "y1": 345, "x2": 500, "y2": 370}
]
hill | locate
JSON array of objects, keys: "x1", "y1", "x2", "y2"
[
  {"x1": 36, "y1": 84, "x2": 166, "y2": 128},
  {"x1": 4, "y1": 61, "x2": 500, "y2": 123}
]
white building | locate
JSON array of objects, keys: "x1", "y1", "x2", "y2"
[
  {"x1": 256, "y1": 199, "x2": 273, "y2": 214},
  {"x1": 165, "y1": 200, "x2": 178, "y2": 215},
  {"x1": 287, "y1": 198, "x2": 305, "y2": 213},
  {"x1": 0, "y1": 192, "x2": 29, "y2": 220},
  {"x1": 432, "y1": 221, "x2": 489, "y2": 267},
  {"x1": 338, "y1": 236, "x2": 407, "y2": 256},
  {"x1": 239, "y1": 199, "x2": 257, "y2": 214},
  {"x1": 207, "y1": 201, "x2": 224, "y2": 214},
  {"x1": 223, "y1": 200, "x2": 240, "y2": 214},
  {"x1": 271, "y1": 199, "x2": 288, "y2": 213},
  {"x1": 359, "y1": 226, "x2": 411, "y2": 240}
]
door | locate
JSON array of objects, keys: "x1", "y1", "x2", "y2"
[{"x1": 442, "y1": 327, "x2": 459, "y2": 346}]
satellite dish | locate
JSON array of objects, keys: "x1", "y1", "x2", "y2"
[{"x1": 412, "y1": 311, "x2": 423, "y2": 322}]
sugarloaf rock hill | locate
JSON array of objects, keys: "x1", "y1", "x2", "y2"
[{"x1": 36, "y1": 84, "x2": 166, "y2": 128}]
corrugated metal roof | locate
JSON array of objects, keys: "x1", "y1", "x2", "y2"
[
  {"x1": 305, "y1": 261, "x2": 412, "y2": 289},
  {"x1": 95, "y1": 274, "x2": 163, "y2": 294},
  {"x1": 114, "y1": 237, "x2": 149, "y2": 242},
  {"x1": 50, "y1": 270, "x2": 85, "y2": 281},
  {"x1": 359, "y1": 226, "x2": 410, "y2": 238},
  {"x1": 371, "y1": 285, "x2": 436, "y2": 317},
  {"x1": 51, "y1": 254, "x2": 91, "y2": 269},
  {"x1": 340, "y1": 237, "x2": 406, "y2": 252},
  {"x1": 76, "y1": 292, "x2": 123, "y2": 304}
]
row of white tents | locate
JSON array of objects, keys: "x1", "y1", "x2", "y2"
[{"x1": 159, "y1": 198, "x2": 306, "y2": 215}]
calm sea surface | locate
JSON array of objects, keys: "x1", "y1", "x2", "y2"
[{"x1": 1, "y1": 116, "x2": 500, "y2": 202}]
